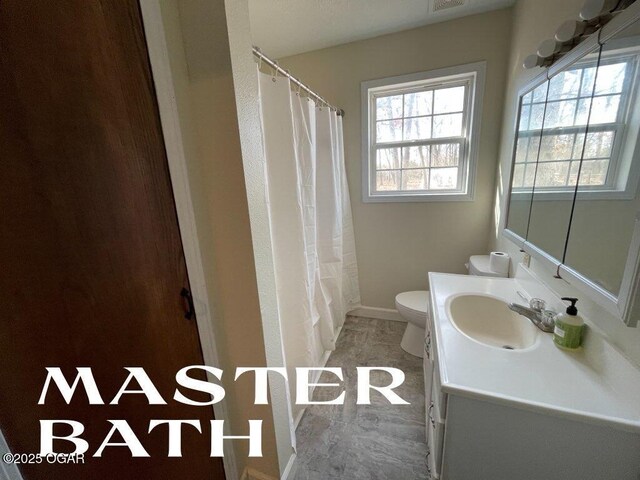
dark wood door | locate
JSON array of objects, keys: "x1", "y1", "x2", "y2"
[{"x1": 0, "y1": 1, "x2": 226, "y2": 479}]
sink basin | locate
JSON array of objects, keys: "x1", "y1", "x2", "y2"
[{"x1": 446, "y1": 294, "x2": 538, "y2": 350}]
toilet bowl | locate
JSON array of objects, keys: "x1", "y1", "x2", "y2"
[
  {"x1": 396, "y1": 291, "x2": 429, "y2": 357},
  {"x1": 396, "y1": 255, "x2": 509, "y2": 357}
]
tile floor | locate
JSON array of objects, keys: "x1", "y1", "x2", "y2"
[{"x1": 289, "y1": 316, "x2": 429, "y2": 480}]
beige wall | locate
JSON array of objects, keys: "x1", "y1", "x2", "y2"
[
  {"x1": 158, "y1": 0, "x2": 281, "y2": 477},
  {"x1": 490, "y1": 0, "x2": 640, "y2": 367},
  {"x1": 278, "y1": 9, "x2": 513, "y2": 309}
]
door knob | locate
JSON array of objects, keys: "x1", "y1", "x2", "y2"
[{"x1": 180, "y1": 288, "x2": 195, "y2": 320}]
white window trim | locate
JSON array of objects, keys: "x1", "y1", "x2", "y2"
[{"x1": 361, "y1": 62, "x2": 486, "y2": 203}]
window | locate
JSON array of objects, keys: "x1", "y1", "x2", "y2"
[
  {"x1": 361, "y1": 63, "x2": 485, "y2": 202},
  {"x1": 513, "y1": 52, "x2": 639, "y2": 193}
]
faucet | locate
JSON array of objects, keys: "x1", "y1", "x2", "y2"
[{"x1": 508, "y1": 296, "x2": 556, "y2": 333}]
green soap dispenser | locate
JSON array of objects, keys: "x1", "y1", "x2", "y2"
[{"x1": 553, "y1": 297, "x2": 583, "y2": 350}]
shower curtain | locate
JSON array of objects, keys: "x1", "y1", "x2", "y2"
[{"x1": 257, "y1": 67, "x2": 360, "y2": 416}]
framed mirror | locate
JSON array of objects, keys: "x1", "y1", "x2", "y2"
[
  {"x1": 562, "y1": 15, "x2": 640, "y2": 326},
  {"x1": 503, "y1": 4, "x2": 640, "y2": 327}
]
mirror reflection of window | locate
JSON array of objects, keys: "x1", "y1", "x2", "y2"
[
  {"x1": 505, "y1": 81, "x2": 549, "y2": 241},
  {"x1": 512, "y1": 82, "x2": 548, "y2": 190},
  {"x1": 525, "y1": 61, "x2": 593, "y2": 262},
  {"x1": 513, "y1": 53, "x2": 637, "y2": 192},
  {"x1": 564, "y1": 28, "x2": 640, "y2": 299}
]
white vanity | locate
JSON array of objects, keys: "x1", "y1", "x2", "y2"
[{"x1": 424, "y1": 266, "x2": 640, "y2": 480}]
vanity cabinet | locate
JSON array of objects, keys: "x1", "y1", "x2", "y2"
[
  {"x1": 423, "y1": 312, "x2": 640, "y2": 480},
  {"x1": 423, "y1": 330, "x2": 446, "y2": 479}
]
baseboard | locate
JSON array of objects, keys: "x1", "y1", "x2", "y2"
[
  {"x1": 280, "y1": 452, "x2": 297, "y2": 480},
  {"x1": 240, "y1": 466, "x2": 279, "y2": 480},
  {"x1": 348, "y1": 305, "x2": 405, "y2": 322}
]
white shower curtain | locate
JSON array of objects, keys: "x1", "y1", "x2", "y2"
[{"x1": 257, "y1": 68, "x2": 360, "y2": 413}]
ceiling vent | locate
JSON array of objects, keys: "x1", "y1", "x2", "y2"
[{"x1": 433, "y1": 0, "x2": 466, "y2": 12}]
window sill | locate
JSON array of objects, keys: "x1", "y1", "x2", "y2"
[{"x1": 363, "y1": 191, "x2": 474, "y2": 203}]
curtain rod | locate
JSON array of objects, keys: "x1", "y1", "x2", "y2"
[{"x1": 252, "y1": 46, "x2": 345, "y2": 117}]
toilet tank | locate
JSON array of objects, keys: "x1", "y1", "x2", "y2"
[{"x1": 467, "y1": 255, "x2": 508, "y2": 278}]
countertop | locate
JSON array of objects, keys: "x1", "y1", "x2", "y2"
[{"x1": 428, "y1": 267, "x2": 640, "y2": 433}]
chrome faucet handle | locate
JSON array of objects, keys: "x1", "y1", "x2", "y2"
[
  {"x1": 529, "y1": 298, "x2": 546, "y2": 312},
  {"x1": 539, "y1": 309, "x2": 557, "y2": 329}
]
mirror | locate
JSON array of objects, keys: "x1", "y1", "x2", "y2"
[
  {"x1": 507, "y1": 46, "x2": 603, "y2": 260},
  {"x1": 503, "y1": 8, "x2": 640, "y2": 326},
  {"x1": 505, "y1": 81, "x2": 549, "y2": 241},
  {"x1": 564, "y1": 18, "x2": 640, "y2": 299},
  {"x1": 526, "y1": 53, "x2": 601, "y2": 262}
]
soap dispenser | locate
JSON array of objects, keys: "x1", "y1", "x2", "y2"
[{"x1": 553, "y1": 297, "x2": 584, "y2": 350}]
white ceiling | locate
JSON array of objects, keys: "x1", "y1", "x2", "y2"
[{"x1": 249, "y1": 0, "x2": 516, "y2": 58}]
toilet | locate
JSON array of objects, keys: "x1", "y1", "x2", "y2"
[{"x1": 396, "y1": 255, "x2": 509, "y2": 357}]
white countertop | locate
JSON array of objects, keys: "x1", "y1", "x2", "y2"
[{"x1": 428, "y1": 267, "x2": 640, "y2": 433}]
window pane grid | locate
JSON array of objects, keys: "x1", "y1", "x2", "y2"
[
  {"x1": 370, "y1": 74, "x2": 475, "y2": 196},
  {"x1": 375, "y1": 142, "x2": 461, "y2": 191},
  {"x1": 518, "y1": 61, "x2": 628, "y2": 135},
  {"x1": 512, "y1": 128, "x2": 616, "y2": 189},
  {"x1": 375, "y1": 168, "x2": 460, "y2": 191},
  {"x1": 375, "y1": 115, "x2": 465, "y2": 143},
  {"x1": 513, "y1": 57, "x2": 633, "y2": 191},
  {"x1": 373, "y1": 85, "x2": 467, "y2": 191},
  {"x1": 524, "y1": 92, "x2": 626, "y2": 108}
]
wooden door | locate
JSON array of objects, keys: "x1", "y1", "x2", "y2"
[{"x1": 0, "y1": 1, "x2": 226, "y2": 479}]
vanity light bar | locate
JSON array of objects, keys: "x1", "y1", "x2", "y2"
[{"x1": 523, "y1": 0, "x2": 637, "y2": 69}]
